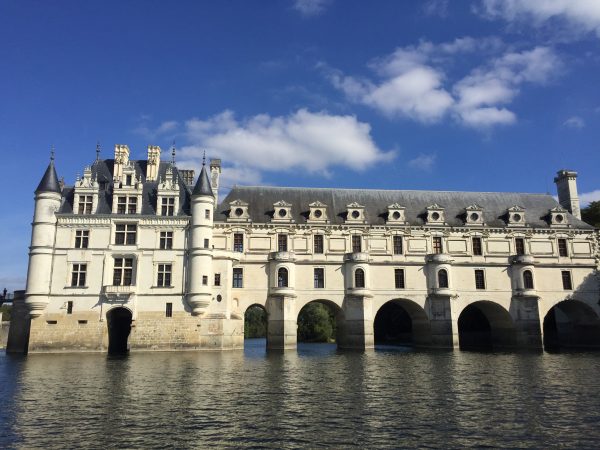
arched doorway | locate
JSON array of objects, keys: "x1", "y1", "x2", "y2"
[
  {"x1": 374, "y1": 299, "x2": 431, "y2": 347},
  {"x1": 244, "y1": 304, "x2": 268, "y2": 350},
  {"x1": 458, "y1": 301, "x2": 516, "y2": 350},
  {"x1": 106, "y1": 307, "x2": 132, "y2": 354},
  {"x1": 297, "y1": 300, "x2": 345, "y2": 347},
  {"x1": 543, "y1": 300, "x2": 600, "y2": 350}
]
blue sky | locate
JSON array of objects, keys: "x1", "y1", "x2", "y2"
[{"x1": 1, "y1": 0, "x2": 600, "y2": 290}]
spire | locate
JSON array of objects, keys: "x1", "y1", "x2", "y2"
[
  {"x1": 36, "y1": 149, "x2": 62, "y2": 194},
  {"x1": 192, "y1": 152, "x2": 214, "y2": 197},
  {"x1": 96, "y1": 141, "x2": 101, "y2": 162},
  {"x1": 171, "y1": 141, "x2": 176, "y2": 165}
]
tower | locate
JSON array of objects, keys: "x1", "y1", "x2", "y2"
[
  {"x1": 187, "y1": 156, "x2": 215, "y2": 316},
  {"x1": 25, "y1": 154, "x2": 62, "y2": 318},
  {"x1": 554, "y1": 170, "x2": 581, "y2": 220}
]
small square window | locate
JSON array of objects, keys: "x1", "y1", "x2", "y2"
[
  {"x1": 202, "y1": 275, "x2": 208, "y2": 286},
  {"x1": 433, "y1": 237, "x2": 443, "y2": 254},
  {"x1": 214, "y1": 273, "x2": 221, "y2": 286}
]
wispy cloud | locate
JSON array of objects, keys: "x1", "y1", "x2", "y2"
[
  {"x1": 580, "y1": 190, "x2": 600, "y2": 205},
  {"x1": 408, "y1": 153, "x2": 436, "y2": 171},
  {"x1": 422, "y1": 0, "x2": 449, "y2": 18},
  {"x1": 133, "y1": 119, "x2": 179, "y2": 141},
  {"x1": 292, "y1": 0, "x2": 332, "y2": 17},
  {"x1": 562, "y1": 116, "x2": 585, "y2": 129}
]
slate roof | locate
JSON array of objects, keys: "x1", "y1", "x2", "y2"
[
  {"x1": 58, "y1": 160, "x2": 192, "y2": 215},
  {"x1": 36, "y1": 160, "x2": 61, "y2": 194},
  {"x1": 192, "y1": 164, "x2": 214, "y2": 197},
  {"x1": 218, "y1": 186, "x2": 593, "y2": 230}
]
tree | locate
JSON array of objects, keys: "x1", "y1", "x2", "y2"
[
  {"x1": 581, "y1": 201, "x2": 600, "y2": 228},
  {"x1": 297, "y1": 302, "x2": 336, "y2": 343},
  {"x1": 244, "y1": 305, "x2": 267, "y2": 338}
]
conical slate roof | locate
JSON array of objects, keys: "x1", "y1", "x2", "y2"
[
  {"x1": 192, "y1": 164, "x2": 214, "y2": 197},
  {"x1": 35, "y1": 160, "x2": 61, "y2": 194}
]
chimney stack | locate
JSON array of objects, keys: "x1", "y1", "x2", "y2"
[
  {"x1": 554, "y1": 169, "x2": 581, "y2": 220},
  {"x1": 146, "y1": 145, "x2": 161, "y2": 181}
]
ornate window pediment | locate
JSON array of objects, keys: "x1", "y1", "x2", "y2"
[
  {"x1": 426, "y1": 204, "x2": 445, "y2": 225},
  {"x1": 465, "y1": 204, "x2": 484, "y2": 226},
  {"x1": 346, "y1": 202, "x2": 366, "y2": 224},
  {"x1": 308, "y1": 201, "x2": 329, "y2": 223},
  {"x1": 156, "y1": 165, "x2": 180, "y2": 216},
  {"x1": 272, "y1": 200, "x2": 293, "y2": 223},
  {"x1": 228, "y1": 199, "x2": 251, "y2": 222},
  {"x1": 507, "y1": 205, "x2": 526, "y2": 226},
  {"x1": 387, "y1": 203, "x2": 406, "y2": 224},
  {"x1": 74, "y1": 166, "x2": 99, "y2": 215},
  {"x1": 548, "y1": 206, "x2": 569, "y2": 227}
]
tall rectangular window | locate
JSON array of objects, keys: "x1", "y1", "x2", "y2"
[
  {"x1": 159, "y1": 231, "x2": 173, "y2": 249},
  {"x1": 393, "y1": 236, "x2": 403, "y2": 255},
  {"x1": 78, "y1": 195, "x2": 93, "y2": 214},
  {"x1": 314, "y1": 235, "x2": 324, "y2": 254},
  {"x1": 113, "y1": 258, "x2": 134, "y2": 286},
  {"x1": 352, "y1": 235, "x2": 362, "y2": 253},
  {"x1": 433, "y1": 237, "x2": 443, "y2": 254},
  {"x1": 232, "y1": 268, "x2": 243, "y2": 288},
  {"x1": 165, "y1": 302, "x2": 173, "y2": 318},
  {"x1": 475, "y1": 269, "x2": 486, "y2": 290},
  {"x1": 115, "y1": 224, "x2": 137, "y2": 245},
  {"x1": 314, "y1": 268, "x2": 324, "y2": 288},
  {"x1": 157, "y1": 264, "x2": 172, "y2": 287},
  {"x1": 278, "y1": 234, "x2": 288, "y2": 252},
  {"x1": 214, "y1": 273, "x2": 221, "y2": 286},
  {"x1": 204, "y1": 238, "x2": 210, "y2": 249},
  {"x1": 233, "y1": 233, "x2": 244, "y2": 252},
  {"x1": 472, "y1": 237, "x2": 483, "y2": 256},
  {"x1": 75, "y1": 230, "x2": 89, "y2": 249},
  {"x1": 205, "y1": 209, "x2": 210, "y2": 219},
  {"x1": 161, "y1": 197, "x2": 175, "y2": 216},
  {"x1": 117, "y1": 196, "x2": 127, "y2": 214},
  {"x1": 202, "y1": 275, "x2": 208, "y2": 286},
  {"x1": 67, "y1": 301, "x2": 73, "y2": 314},
  {"x1": 515, "y1": 238, "x2": 525, "y2": 256},
  {"x1": 127, "y1": 197, "x2": 137, "y2": 214},
  {"x1": 394, "y1": 269, "x2": 405, "y2": 289},
  {"x1": 561, "y1": 271, "x2": 573, "y2": 290},
  {"x1": 71, "y1": 264, "x2": 87, "y2": 287},
  {"x1": 558, "y1": 239, "x2": 569, "y2": 257}
]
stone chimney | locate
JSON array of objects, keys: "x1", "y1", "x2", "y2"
[
  {"x1": 179, "y1": 169, "x2": 195, "y2": 187},
  {"x1": 113, "y1": 144, "x2": 130, "y2": 181},
  {"x1": 210, "y1": 159, "x2": 222, "y2": 208},
  {"x1": 554, "y1": 169, "x2": 581, "y2": 220},
  {"x1": 146, "y1": 145, "x2": 161, "y2": 181}
]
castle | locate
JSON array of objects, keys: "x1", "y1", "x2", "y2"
[{"x1": 11, "y1": 144, "x2": 600, "y2": 353}]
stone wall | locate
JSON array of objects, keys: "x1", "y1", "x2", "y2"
[{"x1": 0, "y1": 314, "x2": 8, "y2": 349}]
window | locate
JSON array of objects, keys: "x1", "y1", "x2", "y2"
[
  {"x1": 126, "y1": 175, "x2": 132, "y2": 186},
  {"x1": 71, "y1": 264, "x2": 87, "y2": 287},
  {"x1": 433, "y1": 237, "x2": 443, "y2": 254},
  {"x1": 558, "y1": 239, "x2": 568, "y2": 257},
  {"x1": 523, "y1": 270, "x2": 534, "y2": 290},
  {"x1": 354, "y1": 268, "x2": 365, "y2": 288},
  {"x1": 165, "y1": 302, "x2": 173, "y2": 318},
  {"x1": 202, "y1": 275, "x2": 208, "y2": 286},
  {"x1": 561, "y1": 271, "x2": 573, "y2": 290},
  {"x1": 115, "y1": 224, "x2": 137, "y2": 245},
  {"x1": 352, "y1": 235, "x2": 362, "y2": 253},
  {"x1": 474, "y1": 269, "x2": 486, "y2": 290},
  {"x1": 393, "y1": 236, "x2": 403, "y2": 255},
  {"x1": 159, "y1": 231, "x2": 173, "y2": 250},
  {"x1": 117, "y1": 196, "x2": 137, "y2": 214},
  {"x1": 472, "y1": 237, "x2": 482, "y2": 256},
  {"x1": 67, "y1": 301, "x2": 73, "y2": 314},
  {"x1": 113, "y1": 258, "x2": 134, "y2": 286},
  {"x1": 75, "y1": 230, "x2": 89, "y2": 249},
  {"x1": 314, "y1": 268, "x2": 324, "y2": 288},
  {"x1": 278, "y1": 234, "x2": 288, "y2": 252},
  {"x1": 161, "y1": 197, "x2": 175, "y2": 216},
  {"x1": 277, "y1": 267, "x2": 288, "y2": 288},
  {"x1": 232, "y1": 268, "x2": 243, "y2": 288},
  {"x1": 233, "y1": 233, "x2": 244, "y2": 252},
  {"x1": 205, "y1": 209, "x2": 210, "y2": 219},
  {"x1": 127, "y1": 197, "x2": 137, "y2": 214},
  {"x1": 314, "y1": 235, "x2": 324, "y2": 254},
  {"x1": 157, "y1": 264, "x2": 172, "y2": 287},
  {"x1": 78, "y1": 195, "x2": 93, "y2": 214},
  {"x1": 204, "y1": 238, "x2": 210, "y2": 249},
  {"x1": 438, "y1": 269, "x2": 448, "y2": 288},
  {"x1": 214, "y1": 273, "x2": 221, "y2": 286},
  {"x1": 515, "y1": 238, "x2": 525, "y2": 256},
  {"x1": 394, "y1": 269, "x2": 405, "y2": 289}
]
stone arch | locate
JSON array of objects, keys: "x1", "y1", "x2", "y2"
[
  {"x1": 297, "y1": 299, "x2": 346, "y2": 346},
  {"x1": 244, "y1": 303, "x2": 268, "y2": 345},
  {"x1": 543, "y1": 299, "x2": 600, "y2": 350},
  {"x1": 457, "y1": 301, "x2": 516, "y2": 350},
  {"x1": 277, "y1": 267, "x2": 288, "y2": 288},
  {"x1": 374, "y1": 299, "x2": 432, "y2": 347},
  {"x1": 106, "y1": 307, "x2": 133, "y2": 354},
  {"x1": 437, "y1": 269, "x2": 449, "y2": 288}
]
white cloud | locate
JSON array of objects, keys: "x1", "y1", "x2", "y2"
[
  {"x1": 422, "y1": 0, "x2": 449, "y2": 18},
  {"x1": 479, "y1": 0, "x2": 600, "y2": 37},
  {"x1": 563, "y1": 116, "x2": 585, "y2": 129},
  {"x1": 178, "y1": 109, "x2": 394, "y2": 192},
  {"x1": 134, "y1": 119, "x2": 179, "y2": 140},
  {"x1": 408, "y1": 153, "x2": 437, "y2": 171},
  {"x1": 292, "y1": 0, "x2": 332, "y2": 17},
  {"x1": 327, "y1": 39, "x2": 560, "y2": 128},
  {"x1": 580, "y1": 190, "x2": 600, "y2": 205}
]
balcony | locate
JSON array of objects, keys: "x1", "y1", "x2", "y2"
[
  {"x1": 428, "y1": 287, "x2": 456, "y2": 298},
  {"x1": 426, "y1": 253, "x2": 453, "y2": 264},
  {"x1": 511, "y1": 255, "x2": 535, "y2": 265},
  {"x1": 269, "y1": 251, "x2": 296, "y2": 262},
  {"x1": 513, "y1": 287, "x2": 538, "y2": 299},
  {"x1": 269, "y1": 286, "x2": 297, "y2": 298},
  {"x1": 344, "y1": 252, "x2": 369, "y2": 263},
  {"x1": 103, "y1": 285, "x2": 135, "y2": 301}
]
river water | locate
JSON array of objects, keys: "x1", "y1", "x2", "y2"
[{"x1": 1, "y1": 340, "x2": 600, "y2": 449}]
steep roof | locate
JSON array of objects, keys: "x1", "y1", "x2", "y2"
[
  {"x1": 35, "y1": 160, "x2": 61, "y2": 194},
  {"x1": 192, "y1": 164, "x2": 214, "y2": 197},
  {"x1": 218, "y1": 186, "x2": 593, "y2": 230}
]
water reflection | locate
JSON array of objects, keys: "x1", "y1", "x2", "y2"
[{"x1": 1, "y1": 345, "x2": 600, "y2": 448}]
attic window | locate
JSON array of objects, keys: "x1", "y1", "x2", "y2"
[
  {"x1": 470, "y1": 212, "x2": 480, "y2": 221},
  {"x1": 235, "y1": 208, "x2": 244, "y2": 217},
  {"x1": 278, "y1": 209, "x2": 287, "y2": 218},
  {"x1": 555, "y1": 214, "x2": 564, "y2": 223},
  {"x1": 314, "y1": 209, "x2": 322, "y2": 218},
  {"x1": 431, "y1": 212, "x2": 440, "y2": 221},
  {"x1": 392, "y1": 211, "x2": 401, "y2": 220},
  {"x1": 513, "y1": 213, "x2": 522, "y2": 222},
  {"x1": 351, "y1": 210, "x2": 360, "y2": 219}
]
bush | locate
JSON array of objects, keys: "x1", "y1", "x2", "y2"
[
  {"x1": 298, "y1": 303, "x2": 336, "y2": 343},
  {"x1": 244, "y1": 305, "x2": 267, "y2": 338}
]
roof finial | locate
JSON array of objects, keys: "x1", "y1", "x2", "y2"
[
  {"x1": 171, "y1": 140, "x2": 176, "y2": 165},
  {"x1": 202, "y1": 150, "x2": 206, "y2": 166},
  {"x1": 50, "y1": 145, "x2": 55, "y2": 162},
  {"x1": 96, "y1": 141, "x2": 101, "y2": 161}
]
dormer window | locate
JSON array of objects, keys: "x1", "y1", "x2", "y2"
[
  {"x1": 272, "y1": 200, "x2": 293, "y2": 223},
  {"x1": 161, "y1": 198, "x2": 175, "y2": 216},
  {"x1": 507, "y1": 206, "x2": 526, "y2": 226},
  {"x1": 549, "y1": 206, "x2": 569, "y2": 227},
  {"x1": 465, "y1": 204, "x2": 484, "y2": 226},
  {"x1": 308, "y1": 201, "x2": 329, "y2": 223},
  {"x1": 227, "y1": 200, "x2": 250, "y2": 222},
  {"x1": 387, "y1": 203, "x2": 406, "y2": 224},
  {"x1": 426, "y1": 204, "x2": 445, "y2": 225},
  {"x1": 345, "y1": 202, "x2": 366, "y2": 224},
  {"x1": 117, "y1": 196, "x2": 137, "y2": 214},
  {"x1": 78, "y1": 195, "x2": 93, "y2": 214}
]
